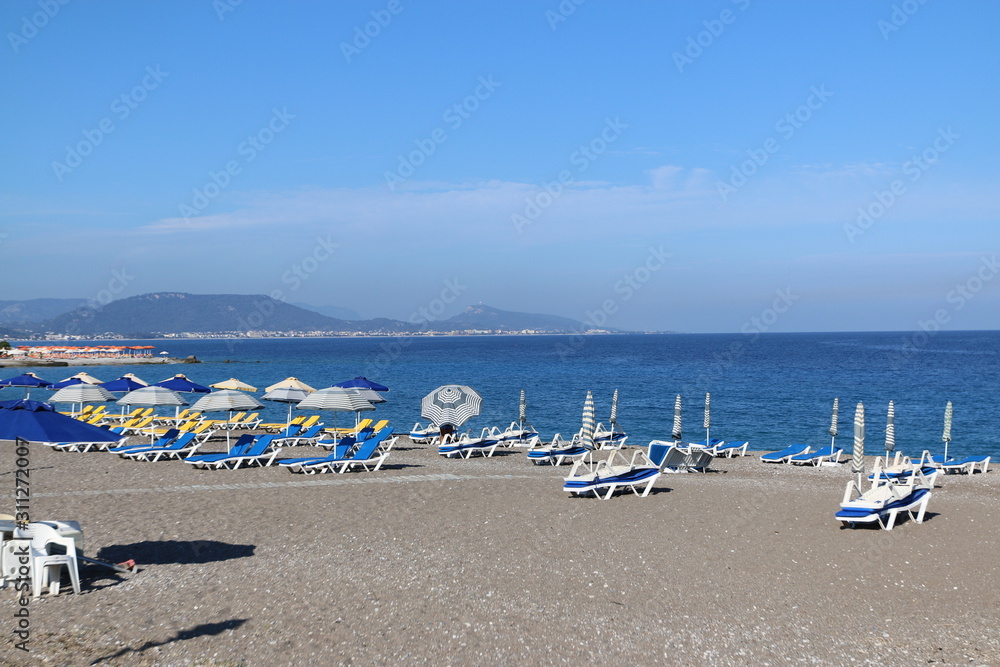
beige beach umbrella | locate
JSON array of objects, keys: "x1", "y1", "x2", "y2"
[
  {"x1": 210, "y1": 378, "x2": 258, "y2": 392},
  {"x1": 64, "y1": 372, "x2": 103, "y2": 385},
  {"x1": 265, "y1": 377, "x2": 316, "y2": 394}
]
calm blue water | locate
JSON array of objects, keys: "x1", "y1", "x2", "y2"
[{"x1": 8, "y1": 331, "x2": 999, "y2": 458}]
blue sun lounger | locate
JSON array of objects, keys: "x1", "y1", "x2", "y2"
[
  {"x1": 789, "y1": 445, "x2": 843, "y2": 466},
  {"x1": 836, "y1": 487, "x2": 931, "y2": 530},
  {"x1": 562, "y1": 450, "x2": 661, "y2": 499},
  {"x1": 105, "y1": 429, "x2": 180, "y2": 454},
  {"x1": 182, "y1": 434, "x2": 257, "y2": 467},
  {"x1": 274, "y1": 424, "x2": 324, "y2": 447},
  {"x1": 713, "y1": 440, "x2": 750, "y2": 457},
  {"x1": 120, "y1": 432, "x2": 202, "y2": 462},
  {"x1": 760, "y1": 444, "x2": 810, "y2": 463},
  {"x1": 189, "y1": 434, "x2": 280, "y2": 470},
  {"x1": 289, "y1": 429, "x2": 394, "y2": 474},
  {"x1": 278, "y1": 431, "x2": 370, "y2": 471}
]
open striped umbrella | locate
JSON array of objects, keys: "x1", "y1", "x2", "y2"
[
  {"x1": 671, "y1": 395, "x2": 682, "y2": 442},
  {"x1": 580, "y1": 390, "x2": 595, "y2": 450},
  {"x1": 703, "y1": 392, "x2": 711, "y2": 445},
  {"x1": 263, "y1": 386, "x2": 312, "y2": 424},
  {"x1": 299, "y1": 387, "x2": 375, "y2": 434},
  {"x1": 884, "y1": 400, "x2": 895, "y2": 463},
  {"x1": 421, "y1": 385, "x2": 481, "y2": 429},
  {"x1": 117, "y1": 386, "x2": 189, "y2": 442},
  {"x1": 852, "y1": 402, "x2": 865, "y2": 485},
  {"x1": 942, "y1": 400, "x2": 953, "y2": 461},
  {"x1": 48, "y1": 383, "x2": 116, "y2": 418},
  {"x1": 192, "y1": 389, "x2": 264, "y2": 450}
]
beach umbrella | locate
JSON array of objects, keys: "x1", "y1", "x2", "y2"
[
  {"x1": 48, "y1": 383, "x2": 116, "y2": 418},
  {"x1": 100, "y1": 374, "x2": 148, "y2": 393},
  {"x1": 610, "y1": 389, "x2": 619, "y2": 425},
  {"x1": 0, "y1": 399, "x2": 121, "y2": 446},
  {"x1": 0, "y1": 372, "x2": 52, "y2": 399},
  {"x1": 265, "y1": 377, "x2": 316, "y2": 394},
  {"x1": 191, "y1": 389, "x2": 264, "y2": 450},
  {"x1": 519, "y1": 389, "x2": 528, "y2": 426},
  {"x1": 298, "y1": 387, "x2": 375, "y2": 434},
  {"x1": 703, "y1": 392, "x2": 711, "y2": 445},
  {"x1": 50, "y1": 372, "x2": 103, "y2": 389},
  {"x1": 884, "y1": 400, "x2": 895, "y2": 464},
  {"x1": 942, "y1": 400, "x2": 953, "y2": 461},
  {"x1": 332, "y1": 377, "x2": 390, "y2": 393},
  {"x1": 262, "y1": 386, "x2": 312, "y2": 424},
  {"x1": 851, "y1": 402, "x2": 865, "y2": 487},
  {"x1": 671, "y1": 395, "x2": 682, "y2": 442},
  {"x1": 580, "y1": 390, "x2": 596, "y2": 450},
  {"x1": 155, "y1": 374, "x2": 211, "y2": 394},
  {"x1": 351, "y1": 388, "x2": 386, "y2": 404},
  {"x1": 829, "y1": 397, "x2": 839, "y2": 449},
  {"x1": 210, "y1": 378, "x2": 258, "y2": 392},
  {"x1": 421, "y1": 385, "x2": 482, "y2": 430},
  {"x1": 118, "y1": 386, "x2": 188, "y2": 441}
]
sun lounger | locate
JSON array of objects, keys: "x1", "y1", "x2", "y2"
[
  {"x1": 314, "y1": 426, "x2": 375, "y2": 450},
  {"x1": 274, "y1": 424, "x2": 325, "y2": 447},
  {"x1": 760, "y1": 444, "x2": 810, "y2": 463},
  {"x1": 438, "y1": 428, "x2": 501, "y2": 458},
  {"x1": 648, "y1": 441, "x2": 713, "y2": 473},
  {"x1": 409, "y1": 422, "x2": 440, "y2": 443},
  {"x1": 837, "y1": 466, "x2": 934, "y2": 530},
  {"x1": 940, "y1": 455, "x2": 991, "y2": 475},
  {"x1": 495, "y1": 422, "x2": 539, "y2": 447},
  {"x1": 324, "y1": 418, "x2": 375, "y2": 437},
  {"x1": 288, "y1": 429, "x2": 395, "y2": 474},
  {"x1": 182, "y1": 434, "x2": 257, "y2": 467},
  {"x1": 562, "y1": 449, "x2": 661, "y2": 499},
  {"x1": 120, "y1": 432, "x2": 203, "y2": 462},
  {"x1": 46, "y1": 433, "x2": 128, "y2": 453},
  {"x1": 200, "y1": 435, "x2": 281, "y2": 469},
  {"x1": 789, "y1": 445, "x2": 843, "y2": 466},
  {"x1": 107, "y1": 429, "x2": 180, "y2": 453},
  {"x1": 526, "y1": 433, "x2": 590, "y2": 465},
  {"x1": 592, "y1": 422, "x2": 628, "y2": 450},
  {"x1": 278, "y1": 432, "x2": 368, "y2": 472},
  {"x1": 259, "y1": 415, "x2": 306, "y2": 432}
]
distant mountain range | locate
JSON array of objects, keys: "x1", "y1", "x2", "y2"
[
  {"x1": 0, "y1": 298, "x2": 87, "y2": 324},
  {"x1": 0, "y1": 293, "x2": 611, "y2": 339}
]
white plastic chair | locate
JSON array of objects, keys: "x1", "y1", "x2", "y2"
[{"x1": 27, "y1": 522, "x2": 81, "y2": 598}]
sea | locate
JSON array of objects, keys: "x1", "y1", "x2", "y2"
[{"x1": 8, "y1": 331, "x2": 999, "y2": 459}]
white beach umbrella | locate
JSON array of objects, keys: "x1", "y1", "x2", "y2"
[
  {"x1": 703, "y1": 392, "x2": 711, "y2": 445},
  {"x1": 671, "y1": 395, "x2": 682, "y2": 443},
  {"x1": 263, "y1": 386, "x2": 313, "y2": 424},
  {"x1": 298, "y1": 387, "x2": 374, "y2": 435},
  {"x1": 48, "y1": 383, "x2": 116, "y2": 417},
  {"x1": 829, "y1": 397, "x2": 839, "y2": 449},
  {"x1": 191, "y1": 389, "x2": 264, "y2": 450},
  {"x1": 420, "y1": 385, "x2": 482, "y2": 430},
  {"x1": 117, "y1": 386, "x2": 188, "y2": 442},
  {"x1": 580, "y1": 390, "x2": 595, "y2": 450}
]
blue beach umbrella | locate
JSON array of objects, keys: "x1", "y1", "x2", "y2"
[
  {"x1": 0, "y1": 399, "x2": 121, "y2": 445},
  {"x1": 332, "y1": 377, "x2": 390, "y2": 393},
  {"x1": 155, "y1": 374, "x2": 211, "y2": 394},
  {"x1": 0, "y1": 372, "x2": 53, "y2": 399},
  {"x1": 100, "y1": 374, "x2": 148, "y2": 393}
]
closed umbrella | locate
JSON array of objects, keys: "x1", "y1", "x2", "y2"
[
  {"x1": 852, "y1": 401, "x2": 865, "y2": 487},
  {"x1": 610, "y1": 389, "x2": 619, "y2": 425},
  {"x1": 942, "y1": 400, "x2": 953, "y2": 461},
  {"x1": 671, "y1": 395, "x2": 682, "y2": 443},
  {"x1": 703, "y1": 392, "x2": 711, "y2": 446},
  {"x1": 519, "y1": 389, "x2": 528, "y2": 427},
  {"x1": 298, "y1": 387, "x2": 375, "y2": 436},
  {"x1": 829, "y1": 397, "x2": 839, "y2": 449},
  {"x1": 0, "y1": 372, "x2": 52, "y2": 399},
  {"x1": 48, "y1": 383, "x2": 116, "y2": 418},
  {"x1": 191, "y1": 389, "x2": 264, "y2": 450},
  {"x1": 884, "y1": 400, "x2": 895, "y2": 464},
  {"x1": 210, "y1": 378, "x2": 258, "y2": 392},
  {"x1": 421, "y1": 385, "x2": 482, "y2": 431},
  {"x1": 580, "y1": 390, "x2": 595, "y2": 450}
]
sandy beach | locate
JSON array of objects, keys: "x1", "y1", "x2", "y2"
[{"x1": 2, "y1": 435, "x2": 998, "y2": 666}]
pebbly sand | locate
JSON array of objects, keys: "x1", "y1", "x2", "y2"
[{"x1": 2, "y1": 434, "x2": 999, "y2": 666}]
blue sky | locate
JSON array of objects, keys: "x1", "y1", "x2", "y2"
[{"x1": 2, "y1": 0, "x2": 998, "y2": 332}]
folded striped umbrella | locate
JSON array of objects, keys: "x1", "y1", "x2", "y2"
[
  {"x1": 851, "y1": 401, "x2": 865, "y2": 479},
  {"x1": 519, "y1": 389, "x2": 527, "y2": 424},
  {"x1": 671, "y1": 395, "x2": 682, "y2": 442},
  {"x1": 942, "y1": 400, "x2": 953, "y2": 460},
  {"x1": 420, "y1": 385, "x2": 481, "y2": 429},
  {"x1": 703, "y1": 392, "x2": 711, "y2": 444},
  {"x1": 884, "y1": 400, "x2": 895, "y2": 462},
  {"x1": 829, "y1": 397, "x2": 839, "y2": 438},
  {"x1": 580, "y1": 390, "x2": 595, "y2": 450},
  {"x1": 610, "y1": 389, "x2": 619, "y2": 425}
]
